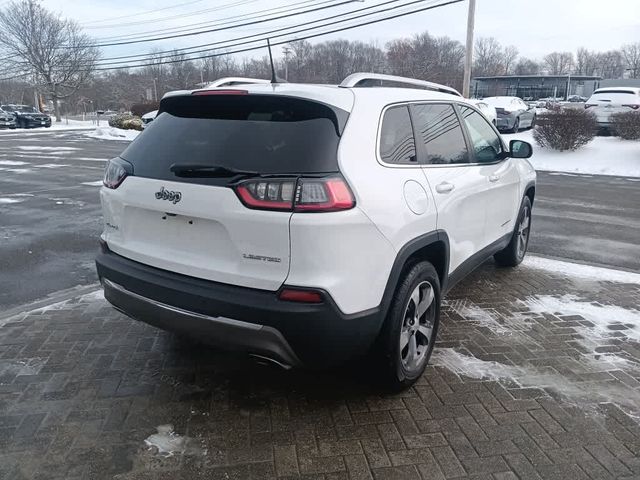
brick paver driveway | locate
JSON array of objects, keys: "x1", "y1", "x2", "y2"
[{"x1": 1, "y1": 256, "x2": 640, "y2": 480}]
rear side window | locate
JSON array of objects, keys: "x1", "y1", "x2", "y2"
[
  {"x1": 379, "y1": 106, "x2": 417, "y2": 164},
  {"x1": 120, "y1": 94, "x2": 349, "y2": 185},
  {"x1": 412, "y1": 104, "x2": 469, "y2": 165}
]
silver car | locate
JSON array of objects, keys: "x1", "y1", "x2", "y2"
[{"x1": 483, "y1": 96, "x2": 537, "y2": 133}]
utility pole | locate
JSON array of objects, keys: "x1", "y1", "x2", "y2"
[
  {"x1": 153, "y1": 78, "x2": 158, "y2": 102},
  {"x1": 282, "y1": 46, "x2": 291, "y2": 81},
  {"x1": 462, "y1": 0, "x2": 476, "y2": 98}
]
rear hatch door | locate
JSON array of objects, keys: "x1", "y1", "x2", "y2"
[{"x1": 102, "y1": 92, "x2": 348, "y2": 290}]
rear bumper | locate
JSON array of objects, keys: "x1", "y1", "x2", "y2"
[{"x1": 96, "y1": 248, "x2": 382, "y2": 368}]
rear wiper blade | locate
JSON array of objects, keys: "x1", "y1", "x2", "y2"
[{"x1": 170, "y1": 163, "x2": 258, "y2": 178}]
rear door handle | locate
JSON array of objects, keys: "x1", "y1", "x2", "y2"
[
  {"x1": 489, "y1": 175, "x2": 500, "y2": 182},
  {"x1": 435, "y1": 182, "x2": 455, "y2": 194}
]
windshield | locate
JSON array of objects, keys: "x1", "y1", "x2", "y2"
[
  {"x1": 588, "y1": 92, "x2": 639, "y2": 104},
  {"x1": 120, "y1": 94, "x2": 349, "y2": 186}
]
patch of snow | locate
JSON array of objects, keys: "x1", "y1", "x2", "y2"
[
  {"x1": 0, "y1": 198, "x2": 22, "y2": 204},
  {"x1": 0, "y1": 167, "x2": 32, "y2": 173},
  {"x1": 432, "y1": 348, "x2": 640, "y2": 416},
  {"x1": 144, "y1": 425, "x2": 205, "y2": 457},
  {"x1": 86, "y1": 127, "x2": 140, "y2": 141},
  {"x1": 16, "y1": 146, "x2": 80, "y2": 152},
  {"x1": 504, "y1": 130, "x2": 640, "y2": 178},
  {"x1": 446, "y1": 300, "x2": 533, "y2": 335},
  {"x1": 523, "y1": 294, "x2": 640, "y2": 343},
  {"x1": 0, "y1": 160, "x2": 28, "y2": 166},
  {"x1": 524, "y1": 255, "x2": 640, "y2": 285},
  {"x1": 81, "y1": 181, "x2": 104, "y2": 186},
  {"x1": 34, "y1": 163, "x2": 69, "y2": 169},
  {"x1": 0, "y1": 120, "x2": 96, "y2": 133}
]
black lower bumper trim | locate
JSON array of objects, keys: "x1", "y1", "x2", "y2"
[{"x1": 96, "y1": 249, "x2": 383, "y2": 367}]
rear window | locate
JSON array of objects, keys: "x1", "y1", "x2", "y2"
[
  {"x1": 120, "y1": 94, "x2": 349, "y2": 185},
  {"x1": 589, "y1": 92, "x2": 639, "y2": 103}
]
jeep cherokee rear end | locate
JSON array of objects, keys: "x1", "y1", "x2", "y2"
[{"x1": 95, "y1": 85, "x2": 393, "y2": 368}]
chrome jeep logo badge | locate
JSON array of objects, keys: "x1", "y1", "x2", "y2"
[{"x1": 155, "y1": 186, "x2": 182, "y2": 204}]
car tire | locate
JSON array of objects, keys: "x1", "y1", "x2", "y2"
[
  {"x1": 376, "y1": 261, "x2": 440, "y2": 391},
  {"x1": 510, "y1": 117, "x2": 520, "y2": 133},
  {"x1": 494, "y1": 196, "x2": 532, "y2": 267}
]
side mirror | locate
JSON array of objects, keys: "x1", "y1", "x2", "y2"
[{"x1": 509, "y1": 140, "x2": 533, "y2": 159}]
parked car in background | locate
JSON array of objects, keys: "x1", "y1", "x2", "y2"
[
  {"x1": 567, "y1": 95, "x2": 587, "y2": 103},
  {"x1": 0, "y1": 109, "x2": 16, "y2": 129},
  {"x1": 1, "y1": 104, "x2": 51, "y2": 128},
  {"x1": 141, "y1": 110, "x2": 157, "y2": 128},
  {"x1": 469, "y1": 99, "x2": 497, "y2": 125},
  {"x1": 482, "y1": 96, "x2": 536, "y2": 133},
  {"x1": 96, "y1": 73, "x2": 535, "y2": 390},
  {"x1": 585, "y1": 87, "x2": 640, "y2": 130}
]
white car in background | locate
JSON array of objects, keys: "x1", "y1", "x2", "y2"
[
  {"x1": 141, "y1": 110, "x2": 157, "y2": 128},
  {"x1": 585, "y1": 87, "x2": 640, "y2": 130},
  {"x1": 470, "y1": 100, "x2": 497, "y2": 125}
]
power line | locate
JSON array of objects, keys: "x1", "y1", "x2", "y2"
[
  {"x1": 0, "y1": 0, "x2": 463, "y2": 79},
  {"x1": 91, "y1": 0, "x2": 406, "y2": 65},
  {"x1": 73, "y1": 0, "x2": 361, "y2": 48},
  {"x1": 92, "y1": 0, "x2": 465, "y2": 71},
  {"x1": 93, "y1": 0, "x2": 332, "y2": 43},
  {"x1": 84, "y1": 0, "x2": 259, "y2": 30},
  {"x1": 80, "y1": 0, "x2": 208, "y2": 25}
]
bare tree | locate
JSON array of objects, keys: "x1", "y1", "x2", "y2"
[
  {"x1": 513, "y1": 58, "x2": 541, "y2": 75},
  {"x1": 0, "y1": 0, "x2": 99, "y2": 121},
  {"x1": 473, "y1": 37, "x2": 505, "y2": 76},
  {"x1": 596, "y1": 50, "x2": 625, "y2": 79},
  {"x1": 502, "y1": 46, "x2": 519, "y2": 75},
  {"x1": 575, "y1": 48, "x2": 599, "y2": 76},
  {"x1": 621, "y1": 43, "x2": 640, "y2": 78},
  {"x1": 543, "y1": 52, "x2": 573, "y2": 75}
]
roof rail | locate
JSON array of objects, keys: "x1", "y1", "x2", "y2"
[
  {"x1": 206, "y1": 77, "x2": 270, "y2": 87},
  {"x1": 339, "y1": 73, "x2": 462, "y2": 97}
]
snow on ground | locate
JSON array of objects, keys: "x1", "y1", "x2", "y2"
[
  {"x1": 524, "y1": 255, "x2": 640, "y2": 285},
  {"x1": 81, "y1": 180, "x2": 104, "y2": 187},
  {"x1": 16, "y1": 146, "x2": 80, "y2": 152},
  {"x1": 86, "y1": 127, "x2": 141, "y2": 141},
  {"x1": 503, "y1": 130, "x2": 640, "y2": 178},
  {"x1": 0, "y1": 119, "x2": 96, "y2": 133},
  {"x1": 435, "y1": 255, "x2": 640, "y2": 417}
]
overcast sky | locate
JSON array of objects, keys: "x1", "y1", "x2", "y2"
[{"x1": 39, "y1": 0, "x2": 640, "y2": 64}]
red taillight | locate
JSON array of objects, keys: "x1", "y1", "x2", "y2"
[
  {"x1": 234, "y1": 176, "x2": 355, "y2": 213},
  {"x1": 622, "y1": 104, "x2": 640, "y2": 110},
  {"x1": 103, "y1": 158, "x2": 132, "y2": 189},
  {"x1": 191, "y1": 89, "x2": 248, "y2": 96},
  {"x1": 279, "y1": 288, "x2": 323, "y2": 303},
  {"x1": 294, "y1": 177, "x2": 355, "y2": 212}
]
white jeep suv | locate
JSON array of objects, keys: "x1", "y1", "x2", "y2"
[{"x1": 96, "y1": 73, "x2": 535, "y2": 389}]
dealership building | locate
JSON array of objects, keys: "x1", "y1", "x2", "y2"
[{"x1": 471, "y1": 75, "x2": 602, "y2": 100}]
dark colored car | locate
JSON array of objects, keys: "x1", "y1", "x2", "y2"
[
  {"x1": 0, "y1": 109, "x2": 16, "y2": 129},
  {"x1": 482, "y1": 96, "x2": 536, "y2": 133},
  {"x1": 1, "y1": 104, "x2": 51, "y2": 128}
]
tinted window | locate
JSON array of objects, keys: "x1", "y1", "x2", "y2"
[
  {"x1": 120, "y1": 94, "x2": 348, "y2": 186},
  {"x1": 412, "y1": 104, "x2": 468, "y2": 165},
  {"x1": 459, "y1": 106, "x2": 503, "y2": 163},
  {"x1": 379, "y1": 106, "x2": 417, "y2": 164}
]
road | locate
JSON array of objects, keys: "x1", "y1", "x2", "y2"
[{"x1": 0, "y1": 129, "x2": 638, "y2": 310}]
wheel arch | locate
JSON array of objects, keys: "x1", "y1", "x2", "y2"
[
  {"x1": 524, "y1": 181, "x2": 536, "y2": 206},
  {"x1": 378, "y1": 231, "x2": 450, "y2": 320}
]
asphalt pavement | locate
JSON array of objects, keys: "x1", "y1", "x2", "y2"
[{"x1": 0, "y1": 129, "x2": 638, "y2": 310}]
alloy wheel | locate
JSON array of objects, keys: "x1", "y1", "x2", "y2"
[{"x1": 400, "y1": 281, "x2": 436, "y2": 373}]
